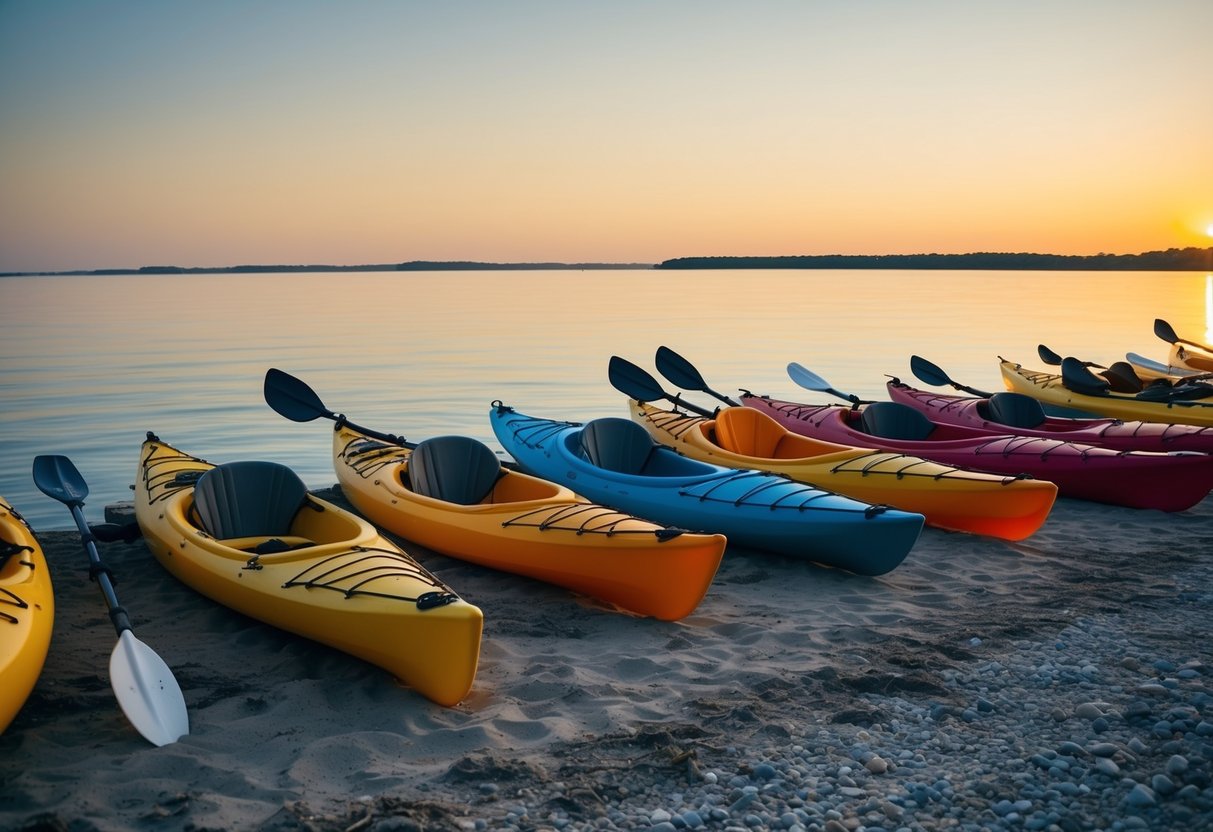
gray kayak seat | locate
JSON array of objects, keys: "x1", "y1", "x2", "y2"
[
  {"x1": 408, "y1": 435, "x2": 502, "y2": 505},
  {"x1": 193, "y1": 461, "x2": 309, "y2": 540},
  {"x1": 984, "y1": 392, "x2": 1046, "y2": 429},
  {"x1": 859, "y1": 401, "x2": 935, "y2": 441},
  {"x1": 580, "y1": 418, "x2": 655, "y2": 475}
]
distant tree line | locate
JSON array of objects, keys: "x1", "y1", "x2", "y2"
[
  {"x1": 2, "y1": 261, "x2": 652, "y2": 277},
  {"x1": 656, "y1": 247, "x2": 1213, "y2": 271}
]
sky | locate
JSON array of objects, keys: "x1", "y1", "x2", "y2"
[{"x1": 1, "y1": 0, "x2": 1211, "y2": 272}]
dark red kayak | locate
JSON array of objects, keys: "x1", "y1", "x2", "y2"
[
  {"x1": 885, "y1": 378, "x2": 1213, "y2": 454},
  {"x1": 742, "y1": 392, "x2": 1213, "y2": 512}
]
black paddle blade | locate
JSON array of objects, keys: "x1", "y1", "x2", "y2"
[
  {"x1": 1036, "y1": 344, "x2": 1063, "y2": 366},
  {"x1": 264, "y1": 368, "x2": 331, "y2": 423},
  {"x1": 655, "y1": 346, "x2": 709, "y2": 391},
  {"x1": 607, "y1": 356, "x2": 668, "y2": 402},
  {"x1": 32, "y1": 454, "x2": 89, "y2": 506},
  {"x1": 1154, "y1": 318, "x2": 1180, "y2": 345},
  {"x1": 909, "y1": 355, "x2": 952, "y2": 387},
  {"x1": 655, "y1": 346, "x2": 740, "y2": 406}
]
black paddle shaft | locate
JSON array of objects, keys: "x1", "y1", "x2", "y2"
[
  {"x1": 70, "y1": 503, "x2": 133, "y2": 635},
  {"x1": 32, "y1": 455, "x2": 132, "y2": 635}
]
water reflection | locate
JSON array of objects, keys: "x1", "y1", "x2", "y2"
[{"x1": 1, "y1": 269, "x2": 1208, "y2": 529}]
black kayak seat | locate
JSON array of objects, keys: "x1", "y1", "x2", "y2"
[
  {"x1": 193, "y1": 461, "x2": 309, "y2": 540},
  {"x1": 580, "y1": 418, "x2": 655, "y2": 475},
  {"x1": 1060, "y1": 357, "x2": 1110, "y2": 396},
  {"x1": 859, "y1": 401, "x2": 936, "y2": 441},
  {"x1": 982, "y1": 392, "x2": 1047, "y2": 429},
  {"x1": 408, "y1": 435, "x2": 502, "y2": 505},
  {"x1": 1101, "y1": 361, "x2": 1144, "y2": 394}
]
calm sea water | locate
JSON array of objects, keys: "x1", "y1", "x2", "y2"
[{"x1": 2, "y1": 269, "x2": 1210, "y2": 530}]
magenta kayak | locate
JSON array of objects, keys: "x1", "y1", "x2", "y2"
[
  {"x1": 740, "y1": 393, "x2": 1213, "y2": 512},
  {"x1": 885, "y1": 379, "x2": 1213, "y2": 454}
]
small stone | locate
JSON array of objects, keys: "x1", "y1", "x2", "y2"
[
  {"x1": 1151, "y1": 774, "x2": 1176, "y2": 796},
  {"x1": 680, "y1": 810, "x2": 705, "y2": 828},
  {"x1": 1094, "y1": 758, "x2": 1120, "y2": 777},
  {"x1": 864, "y1": 756, "x2": 888, "y2": 774},
  {"x1": 1074, "y1": 703, "x2": 1104, "y2": 720},
  {"x1": 1167, "y1": 754, "x2": 1190, "y2": 775},
  {"x1": 1124, "y1": 783, "x2": 1157, "y2": 807},
  {"x1": 753, "y1": 763, "x2": 777, "y2": 780}
]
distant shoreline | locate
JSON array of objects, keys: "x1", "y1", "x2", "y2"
[
  {"x1": 656, "y1": 246, "x2": 1213, "y2": 271},
  {"x1": 3, "y1": 246, "x2": 1211, "y2": 277},
  {"x1": 0, "y1": 261, "x2": 655, "y2": 277}
]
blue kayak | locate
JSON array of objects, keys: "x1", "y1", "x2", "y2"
[{"x1": 489, "y1": 404, "x2": 924, "y2": 576}]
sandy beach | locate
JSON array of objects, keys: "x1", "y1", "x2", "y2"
[{"x1": 2, "y1": 487, "x2": 1211, "y2": 832}]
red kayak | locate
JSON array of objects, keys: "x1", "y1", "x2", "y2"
[
  {"x1": 886, "y1": 379, "x2": 1213, "y2": 454},
  {"x1": 741, "y1": 393, "x2": 1213, "y2": 512}
]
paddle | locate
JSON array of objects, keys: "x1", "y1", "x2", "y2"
[
  {"x1": 1126, "y1": 351, "x2": 1212, "y2": 382},
  {"x1": 263, "y1": 368, "x2": 417, "y2": 449},
  {"x1": 263, "y1": 368, "x2": 523, "y2": 469},
  {"x1": 1155, "y1": 318, "x2": 1213, "y2": 354},
  {"x1": 654, "y1": 346, "x2": 740, "y2": 407},
  {"x1": 1037, "y1": 344, "x2": 1105, "y2": 369},
  {"x1": 786, "y1": 362, "x2": 867, "y2": 406},
  {"x1": 607, "y1": 356, "x2": 716, "y2": 417},
  {"x1": 32, "y1": 455, "x2": 188, "y2": 747},
  {"x1": 908, "y1": 356, "x2": 994, "y2": 397}
]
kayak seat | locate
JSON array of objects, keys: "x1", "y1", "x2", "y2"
[
  {"x1": 859, "y1": 402, "x2": 935, "y2": 441},
  {"x1": 981, "y1": 392, "x2": 1046, "y2": 429},
  {"x1": 580, "y1": 418, "x2": 655, "y2": 475},
  {"x1": 1060, "y1": 357, "x2": 1110, "y2": 396},
  {"x1": 408, "y1": 435, "x2": 502, "y2": 505},
  {"x1": 1101, "y1": 361, "x2": 1144, "y2": 394},
  {"x1": 193, "y1": 461, "x2": 309, "y2": 541},
  {"x1": 714, "y1": 406, "x2": 788, "y2": 459}
]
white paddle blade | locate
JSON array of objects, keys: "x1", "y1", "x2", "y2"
[{"x1": 110, "y1": 630, "x2": 189, "y2": 746}]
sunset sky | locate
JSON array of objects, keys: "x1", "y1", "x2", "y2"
[{"x1": 1, "y1": 1, "x2": 1211, "y2": 273}]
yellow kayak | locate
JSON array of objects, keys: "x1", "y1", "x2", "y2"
[
  {"x1": 333, "y1": 424, "x2": 725, "y2": 621},
  {"x1": 627, "y1": 400, "x2": 1057, "y2": 541},
  {"x1": 134, "y1": 434, "x2": 482, "y2": 706},
  {"x1": 1000, "y1": 360, "x2": 1213, "y2": 427},
  {"x1": 0, "y1": 497, "x2": 54, "y2": 734}
]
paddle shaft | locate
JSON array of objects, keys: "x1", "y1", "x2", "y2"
[{"x1": 68, "y1": 502, "x2": 132, "y2": 635}]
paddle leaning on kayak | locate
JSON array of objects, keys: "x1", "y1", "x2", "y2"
[
  {"x1": 263, "y1": 368, "x2": 726, "y2": 621},
  {"x1": 608, "y1": 354, "x2": 1056, "y2": 541},
  {"x1": 624, "y1": 347, "x2": 1213, "y2": 513},
  {"x1": 888, "y1": 354, "x2": 1213, "y2": 453}
]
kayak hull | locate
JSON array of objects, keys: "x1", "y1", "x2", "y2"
[
  {"x1": 332, "y1": 424, "x2": 725, "y2": 620},
  {"x1": 490, "y1": 404, "x2": 925, "y2": 576},
  {"x1": 1000, "y1": 360, "x2": 1213, "y2": 428},
  {"x1": 0, "y1": 498, "x2": 53, "y2": 734},
  {"x1": 134, "y1": 436, "x2": 482, "y2": 706},
  {"x1": 627, "y1": 400, "x2": 1056, "y2": 541},
  {"x1": 1169, "y1": 343, "x2": 1213, "y2": 374},
  {"x1": 887, "y1": 379, "x2": 1213, "y2": 453},
  {"x1": 743, "y1": 393, "x2": 1213, "y2": 512}
]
